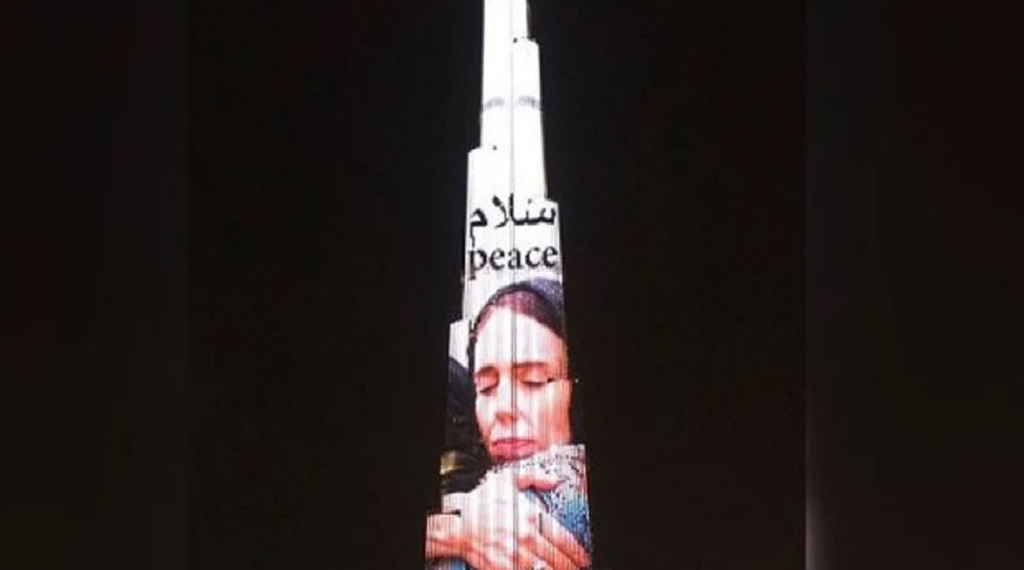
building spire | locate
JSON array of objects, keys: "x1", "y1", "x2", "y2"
[
  {"x1": 425, "y1": 3, "x2": 596, "y2": 568},
  {"x1": 479, "y1": 0, "x2": 546, "y2": 201}
]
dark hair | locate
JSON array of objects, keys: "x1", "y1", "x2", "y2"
[
  {"x1": 445, "y1": 357, "x2": 479, "y2": 443},
  {"x1": 467, "y1": 278, "x2": 585, "y2": 443},
  {"x1": 441, "y1": 357, "x2": 488, "y2": 493}
]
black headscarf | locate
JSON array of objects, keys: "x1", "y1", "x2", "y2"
[{"x1": 441, "y1": 357, "x2": 488, "y2": 494}]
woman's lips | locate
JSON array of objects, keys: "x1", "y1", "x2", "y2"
[{"x1": 489, "y1": 438, "x2": 536, "y2": 459}]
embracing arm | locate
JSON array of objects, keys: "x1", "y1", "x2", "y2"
[
  {"x1": 425, "y1": 512, "x2": 465, "y2": 561},
  {"x1": 425, "y1": 472, "x2": 590, "y2": 570}
]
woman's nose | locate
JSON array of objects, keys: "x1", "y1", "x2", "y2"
[{"x1": 493, "y1": 376, "x2": 519, "y2": 417}]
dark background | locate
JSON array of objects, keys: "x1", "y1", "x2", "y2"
[
  {"x1": 4, "y1": 0, "x2": 1020, "y2": 569},
  {"x1": 189, "y1": 1, "x2": 801, "y2": 568}
]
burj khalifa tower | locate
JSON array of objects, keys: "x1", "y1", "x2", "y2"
[{"x1": 423, "y1": 1, "x2": 595, "y2": 569}]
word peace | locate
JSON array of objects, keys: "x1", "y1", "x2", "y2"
[{"x1": 467, "y1": 246, "x2": 559, "y2": 280}]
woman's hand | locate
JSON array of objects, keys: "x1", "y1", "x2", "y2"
[{"x1": 444, "y1": 469, "x2": 590, "y2": 570}]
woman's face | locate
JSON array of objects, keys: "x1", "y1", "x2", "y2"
[{"x1": 473, "y1": 307, "x2": 572, "y2": 463}]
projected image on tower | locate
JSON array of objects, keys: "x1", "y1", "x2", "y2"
[
  {"x1": 427, "y1": 280, "x2": 592, "y2": 570},
  {"x1": 424, "y1": 1, "x2": 595, "y2": 568}
]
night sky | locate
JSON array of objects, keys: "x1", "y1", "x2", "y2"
[
  {"x1": 6, "y1": 0, "x2": 1021, "y2": 567},
  {"x1": 190, "y1": 1, "x2": 802, "y2": 568}
]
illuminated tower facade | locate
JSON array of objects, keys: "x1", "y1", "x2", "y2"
[{"x1": 423, "y1": 1, "x2": 594, "y2": 569}]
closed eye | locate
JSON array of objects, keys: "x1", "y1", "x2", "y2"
[
  {"x1": 514, "y1": 362, "x2": 556, "y2": 385},
  {"x1": 474, "y1": 368, "x2": 498, "y2": 394}
]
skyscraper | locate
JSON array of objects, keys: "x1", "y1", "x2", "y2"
[{"x1": 423, "y1": 1, "x2": 594, "y2": 569}]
